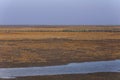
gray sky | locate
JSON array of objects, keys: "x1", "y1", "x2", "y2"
[{"x1": 0, "y1": 0, "x2": 120, "y2": 25}]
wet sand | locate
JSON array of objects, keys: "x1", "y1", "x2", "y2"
[{"x1": 0, "y1": 73, "x2": 119, "y2": 80}]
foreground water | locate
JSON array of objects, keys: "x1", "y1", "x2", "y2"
[{"x1": 0, "y1": 60, "x2": 120, "y2": 79}]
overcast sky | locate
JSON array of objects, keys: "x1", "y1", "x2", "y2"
[{"x1": 0, "y1": 0, "x2": 120, "y2": 25}]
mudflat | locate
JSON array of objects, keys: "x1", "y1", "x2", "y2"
[{"x1": 3, "y1": 73, "x2": 119, "y2": 80}]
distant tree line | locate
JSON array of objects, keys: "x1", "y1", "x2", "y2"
[
  {"x1": 0, "y1": 29, "x2": 120, "y2": 32},
  {"x1": 62, "y1": 29, "x2": 120, "y2": 32}
]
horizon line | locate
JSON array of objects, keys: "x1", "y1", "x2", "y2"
[{"x1": 0, "y1": 25, "x2": 120, "y2": 26}]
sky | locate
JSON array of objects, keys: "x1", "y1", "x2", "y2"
[{"x1": 0, "y1": 0, "x2": 120, "y2": 25}]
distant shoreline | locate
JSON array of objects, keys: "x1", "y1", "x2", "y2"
[
  {"x1": 0, "y1": 25, "x2": 120, "y2": 27},
  {"x1": 0, "y1": 25, "x2": 120, "y2": 32}
]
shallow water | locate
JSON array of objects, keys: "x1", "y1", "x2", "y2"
[{"x1": 0, "y1": 60, "x2": 120, "y2": 79}]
